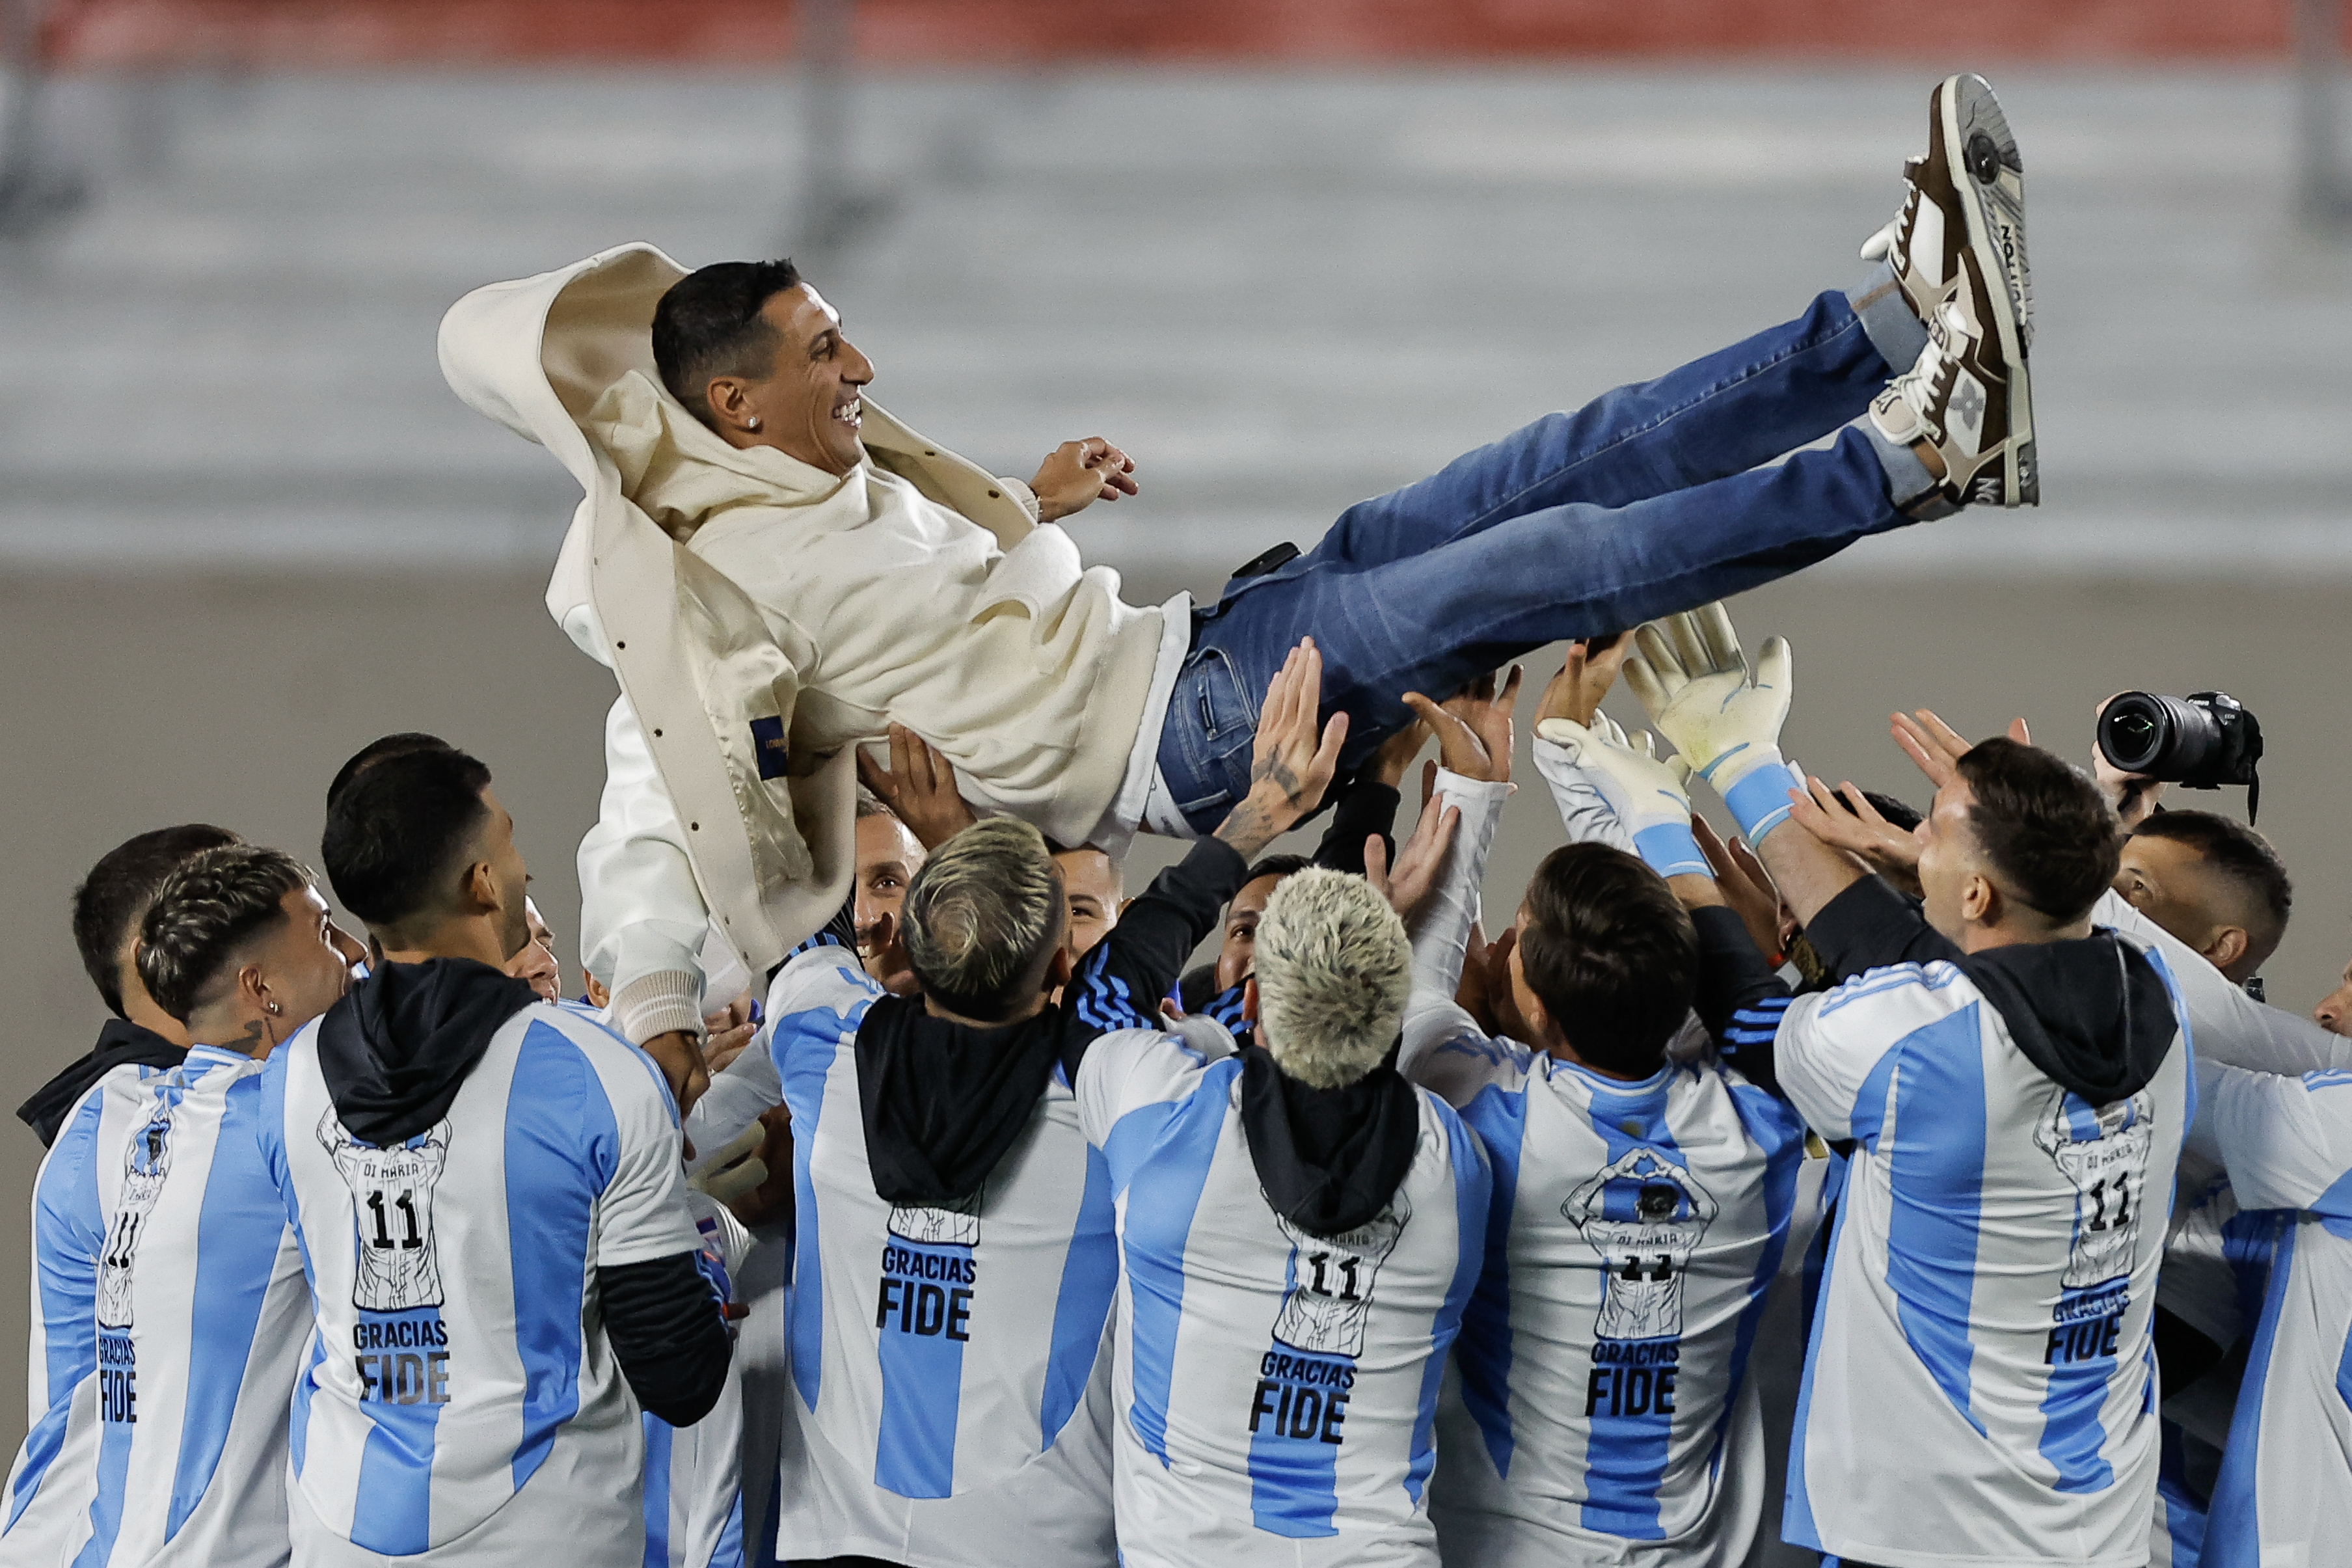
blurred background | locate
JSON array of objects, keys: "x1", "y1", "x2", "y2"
[{"x1": 3, "y1": 0, "x2": 2349, "y2": 1453}]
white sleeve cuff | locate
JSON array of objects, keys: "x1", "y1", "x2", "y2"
[{"x1": 612, "y1": 969, "x2": 704, "y2": 1047}]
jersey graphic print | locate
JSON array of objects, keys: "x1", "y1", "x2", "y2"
[
  {"x1": 319, "y1": 1110, "x2": 452, "y2": 1312},
  {"x1": 2034, "y1": 1090, "x2": 2157, "y2": 1487},
  {"x1": 1247, "y1": 1197, "x2": 1413, "y2": 1539},
  {"x1": 1564, "y1": 1143, "x2": 1718, "y2": 1530},
  {"x1": 1270, "y1": 1199, "x2": 1411, "y2": 1360},
  {"x1": 2036, "y1": 1092, "x2": 2155, "y2": 1291},
  {"x1": 96, "y1": 1105, "x2": 176, "y2": 1331},
  {"x1": 1566, "y1": 1147, "x2": 1719, "y2": 1344},
  {"x1": 872, "y1": 1187, "x2": 982, "y2": 1498}
]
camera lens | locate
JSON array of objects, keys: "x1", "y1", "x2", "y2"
[{"x1": 2098, "y1": 692, "x2": 2222, "y2": 782}]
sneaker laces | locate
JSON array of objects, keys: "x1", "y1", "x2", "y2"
[
  {"x1": 1858, "y1": 155, "x2": 1927, "y2": 264},
  {"x1": 1881, "y1": 297, "x2": 1972, "y2": 443}
]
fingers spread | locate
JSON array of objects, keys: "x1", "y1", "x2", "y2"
[{"x1": 1694, "y1": 602, "x2": 1744, "y2": 675}]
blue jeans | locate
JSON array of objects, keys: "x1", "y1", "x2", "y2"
[{"x1": 1154, "y1": 284, "x2": 1935, "y2": 832}]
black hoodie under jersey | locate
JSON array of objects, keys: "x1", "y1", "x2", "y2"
[
  {"x1": 16, "y1": 1019, "x2": 187, "y2": 1146},
  {"x1": 1237, "y1": 1044, "x2": 1423, "y2": 1239},
  {"x1": 1804, "y1": 875, "x2": 2177, "y2": 1103},
  {"x1": 856, "y1": 835, "x2": 1251, "y2": 1208},
  {"x1": 317, "y1": 957, "x2": 731, "y2": 1427}
]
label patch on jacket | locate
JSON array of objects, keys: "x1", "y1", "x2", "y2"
[{"x1": 750, "y1": 716, "x2": 790, "y2": 781}]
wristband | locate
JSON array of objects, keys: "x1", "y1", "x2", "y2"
[
  {"x1": 1722, "y1": 761, "x2": 1804, "y2": 845},
  {"x1": 1630, "y1": 822, "x2": 1711, "y2": 881}
]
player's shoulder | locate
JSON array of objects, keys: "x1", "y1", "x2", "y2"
[
  {"x1": 767, "y1": 943, "x2": 882, "y2": 1030},
  {"x1": 1813, "y1": 956, "x2": 1982, "y2": 1025}
]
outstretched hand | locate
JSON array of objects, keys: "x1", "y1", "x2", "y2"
[
  {"x1": 1889, "y1": 707, "x2": 2030, "y2": 791},
  {"x1": 1031, "y1": 437, "x2": 1138, "y2": 523},
  {"x1": 1623, "y1": 603, "x2": 1792, "y2": 794},
  {"x1": 858, "y1": 723, "x2": 980, "y2": 850},
  {"x1": 1787, "y1": 776, "x2": 1924, "y2": 892},
  {"x1": 1402, "y1": 665, "x2": 1522, "y2": 785},
  {"x1": 1365, "y1": 797, "x2": 1461, "y2": 924},
  {"x1": 1535, "y1": 634, "x2": 1630, "y2": 730},
  {"x1": 1213, "y1": 640, "x2": 1349, "y2": 860}
]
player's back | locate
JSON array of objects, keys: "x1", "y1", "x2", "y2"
[
  {"x1": 259, "y1": 960, "x2": 699, "y2": 1561},
  {"x1": 766, "y1": 945, "x2": 1120, "y2": 1567},
  {"x1": 1075, "y1": 1033, "x2": 1490, "y2": 1567},
  {"x1": 1412, "y1": 1031, "x2": 1805, "y2": 1567},
  {"x1": 1778, "y1": 934, "x2": 2190, "y2": 1567},
  {"x1": 3, "y1": 1048, "x2": 308, "y2": 1567}
]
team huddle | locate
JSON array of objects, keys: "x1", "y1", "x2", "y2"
[{"x1": 8, "y1": 70, "x2": 2345, "y2": 1568}]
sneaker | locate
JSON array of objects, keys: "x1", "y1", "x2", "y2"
[
  {"x1": 1861, "y1": 74, "x2": 2033, "y2": 353},
  {"x1": 1868, "y1": 243, "x2": 2036, "y2": 507}
]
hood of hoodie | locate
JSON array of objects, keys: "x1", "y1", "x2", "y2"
[
  {"x1": 1238, "y1": 1045, "x2": 1422, "y2": 1240},
  {"x1": 16, "y1": 1018, "x2": 187, "y2": 1146},
  {"x1": 1958, "y1": 931, "x2": 2178, "y2": 1105},
  {"x1": 854, "y1": 994, "x2": 1066, "y2": 1208},
  {"x1": 318, "y1": 959, "x2": 538, "y2": 1146}
]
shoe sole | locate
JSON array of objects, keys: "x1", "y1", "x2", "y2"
[{"x1": 1938, "y1": 74, "x2": 2036, "y2": 504}]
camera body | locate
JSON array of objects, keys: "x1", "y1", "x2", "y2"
[{"x1": 2096, "y1": 690, "x2": 2264, "y2": 813}]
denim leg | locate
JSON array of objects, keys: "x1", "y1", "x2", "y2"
[
  {"x1": 1159, "y1": 426, "x2": 1918, "y2": 830},
  {"x1": 1257, "y1": 288, "x2": 1898, "y2": 584}
]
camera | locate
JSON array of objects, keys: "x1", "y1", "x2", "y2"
[{"x1": 2096, "y1": 691, "x2": 2264, "y2": 820}]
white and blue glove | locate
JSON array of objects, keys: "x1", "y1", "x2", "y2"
[
  {"x1": 1532, "y1": 710, "x2": 1708, "y2": 880},
  {"x1": 1623, "y1": 604, "x2": 1802, "y2": 846}
]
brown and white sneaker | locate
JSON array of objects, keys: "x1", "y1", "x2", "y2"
[
  {"x1": 1861, "y1": 73, "x2": 2033, "y2": 354},
  {"x1": 1868, "y1": 243, "x2": 2037, "y2": 507}
]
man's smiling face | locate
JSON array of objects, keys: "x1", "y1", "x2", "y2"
[{"x1": 738, "y1": 284, "x2": 873, "y2": 474}]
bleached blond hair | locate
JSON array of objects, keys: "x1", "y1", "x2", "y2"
[
  {"x1": 901, "y1": 817, "x2": 1063, "y2": 1020},
  {"x1": 1252, "y1": 869, "x2": 1411, "y2": 1090}
]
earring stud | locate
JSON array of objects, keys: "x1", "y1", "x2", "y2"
[
  {"x1": 266, "y1": 1001, "x2": 280, "y2": 1015},
  {"x1": 746, "y1": 416, "x2": 762, "y2": 431}
]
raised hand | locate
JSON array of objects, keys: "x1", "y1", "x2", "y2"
[
  {"x1": 1690, "y1": 813, "x2": 1787, "y2": 960},
  {"x1": 1787, "y1": 775, "x2": 1925, "y2": 887},
  {"x1": 1364, "y1": 798, "x2": 1461, "y2": 924},
  {"x1": 1889, "y1": 708, "x2": 2030, "y2": 791},
  {"x1": 858, "y1": 723, "x2": 980, "y2": 850},
  {"x1": 1403, "y1": 665, "x2": 1524, "y2": 785},
  {"x1": 1533, "y1": 707, "x2": 1707, "y2": 880},
  {"x1": 1213, "y1": 639, "x2": 1349, "y2": 860},
  {"x1": 1623, "y1": 603, "x2": 1798, "y2": 844},
  {"x1": 1535, "y1": 633, "x2": 1630, "y2": 730},
  {"x1": 1030, "y1": 437, "x2": 1139, "y2": 522}
]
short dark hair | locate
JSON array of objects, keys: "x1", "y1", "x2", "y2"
[
  {"x1": 651, "y1": 260, "x2": 804, "y2": 424},
  {"x1": 322, "y1": 747, "x2": 494, "y2": 932},
  {"x1": 1239, "y1": 854, "x2": 1314, "y2": 891},
  {"x1": 71, "y1": 825, "x2": 243, "y2": 1017},
  {"x1": 2131, "y1": 809, "x2": 2293, "y2": 942},
  {"x1": 1516, "y1": 842, "x2": 1699, "y2": 1077},
  {"x1": 136, "y1": 846, "x2": 311, "y2": 1022},
  {"x1": 326, "y1": 732, "x2": 452, "y2": 811},
  {"x1": 1954, "y1": 737, "x2": 2120, "y2": 924}
]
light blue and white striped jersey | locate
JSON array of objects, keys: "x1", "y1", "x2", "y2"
[
  {"x1": 2183, "y1": 1061, "x2": 2352, "y2": 1568},
  {"x1": 257, "y1": 999, "x2": 700, "y2": 1561},
  {"x1": 1778, "y1": 941, "x2": 2192, "y2": 1567},
  {"x1": 1074, "y1": 1030, "x2": 1491, "y2": 1567},
  {"x1": 643, "y1": 1191, "x2": 750, "y2": 1568},
  {"x1": 4, "y1": 1046, "x2": 309, "y2": 1567},
  {"x1": 1400, "y1": 1005, "x2": 1807, "y2": 1567},
  {"x1": 765, "y1": 946, "x2": 1119, "y2": 1567}
]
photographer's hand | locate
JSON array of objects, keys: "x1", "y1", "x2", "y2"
[{"x1": 2090, "y1": 694, "x2": 2167, "y2": 829}]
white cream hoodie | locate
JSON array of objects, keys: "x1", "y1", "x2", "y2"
[{"x1": 439, "y1": 245, "x2": 1165, "y2": 1039}]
